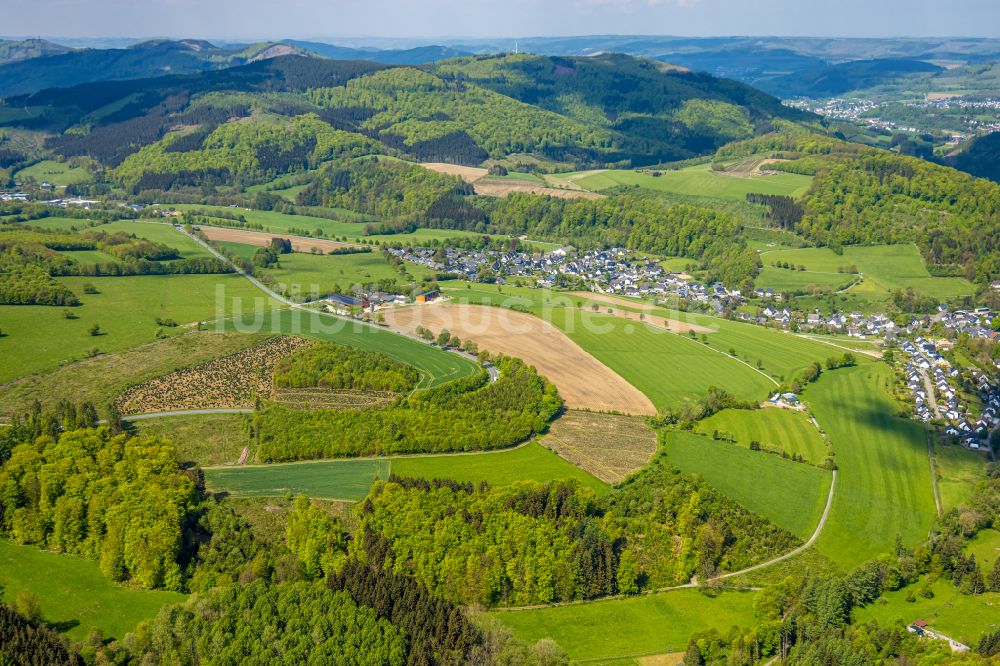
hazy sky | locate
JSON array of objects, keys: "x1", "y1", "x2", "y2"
[{"x1": 4, "y1": 0, "x2": 999, "y2": 41}]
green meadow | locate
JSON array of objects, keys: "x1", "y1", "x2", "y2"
[
  {"x1": 568, "y1": 163, "x2": 813, "y2": 201},
  {"x1": 167, "y1": 204, "x2": 484, "y2": 244},
  {"x1": 853, "y1": 576, "x2": 999, "y2": 647},
  {"x1": 0, "y1": 539, "x2": 183, "y2": 641},
  {"x1": 805, "y1": 364, "x2": 937, "y2": 568},
  {"x1": 217, "y1": 244, "x2": 437, "y2": 298},
  {"x1": 33, "y1": 218, "x2": 218, "y2": 262},
  {"x1": 552, "y1": 309, "x2": 776, "y2": 411},
  {"x1": 205, "y1": 458, "x2": 390, "y2": 500},
  {"x1": 755, "y1": 265, "x2": 857, "y2": 292},
  {"x1": 0, "y1": 274, "x2": 276, "y2": 383},
  {"x1": 934, "y1": 442, "x2": 989, "y2": 512},
  {"x1": 759, "y1": 244, "x2": 975, "y2": 303},
  {"x1": 14, "y1": 160, "x2": 93, "y2": 186},
  {"x1": 392, "y1": 442, "x2": 609, "y2": 495},
  {"x1": 444, "y1": 282, "x2": 847, "y2": 385},
  {"x1": 134, "y1": 413, "x2": 250, "y2": 467},
  {"x1": 492, "y1": 588, "x2": 757, "y2": 661},
  {"x1": 694, "y1": 407, "x2": 829, "y2": 465},
  {"x1": 663, "y1": 431, "x2": 832, "y2": 540},
  {"x1": 205, "y1": 441, "x2": 608, "y2": 500}
]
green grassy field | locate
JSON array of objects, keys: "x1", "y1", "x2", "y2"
[
  {"x1": 134, "y1": 413, "x2": 249, "y2": 466},
  {"x1": 214, "y1": 308, "x2": 478, "y2": 388},
  {"x1": 759, "y1": 244, "x2": 975, "y2": 303},
  {"x1": 569, "y1": 163, "x2": 813, "y2": 201},
  {"x1": 968, "y1": 528, "x2": 1000, "y2": 572},
  {"x1": 552, "y1": 309, "x2": 776, "y2": 411},
  {"x1": 694, "y1": 408, "x2": 829, "y2": 465},
  {"x1": 205, "y1": 442, "x2": 608, "y2": 500},
  {"x1": 168, "y1": 204, "x2": 372, "y2": 238},
  {"x1": 491, "y1": 588, "x2": 757, "y2": 661},
  {"x1": 217, "y1": 246, "x2": 436, "y2": 298},
  {"x1": 663, "y1": 431, "x2": 832, "y2": 540},
  {"x1": 805, "y1": 364, "x2": 937, "y2": 568},
  {"x1": 0, "y1": 274, "x2": 277, "y2": 383},
  {"x1": 0, "y1": 539, "x2": 183, "y2": 641},
  {"x1": 934, "y1": 442, "x2": 989, "y2": 512},
  {"x1": 392, "y1": 442, "x2": 609, "y2": 495},
  {"x1": 31, "y1": 218, "x2": 217, "y2": 261},
  {"x1": 853, "y1": 576, "x2": 999, "y2": 647},
  {"x1": 756, "y1": 265, "x2": 857, "y2": 292},
  {"x1": 205, "y1": 458, "x2": 390, "y2": 500},
  {"x1": 0, "y1": 331, "x2": 272, "y2": 417},
  {"x1": 57, "y1": 249, "x2": 120, "y2": 264},
  {"x1": 167, "y1": 204, "x2": 484, "y2": 245},
  {"x1": 14, "y1": 160, "x2": 93, "y2": 186}
]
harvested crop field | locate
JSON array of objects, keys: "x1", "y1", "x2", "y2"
[
  {"x1": 197, "y1": 226, "x2": 358, "y2": 253},
  {"x1": 543, "y1": 411, "x2": 657, "y2": 484},
  {"x1": 383, "y1": 303, "x2": 656, "y2": 415},
  {"x1": 420, "y1": 162, "x2": 488, "y2": 183},
  {"x1": 473, "y1": 178, "x2": 603, "y2": 200},
  {"x1": 115, "y1": 336, "x2": 310, "y2": 414}
]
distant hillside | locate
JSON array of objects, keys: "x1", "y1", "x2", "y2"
[
  {"x1": 0, "y1": 38, "x2": 71, "y2": 65},
  {"x1": 432, "y1": 53, "x2": 817, "y2": 161},
  {"x1": 952, "y1": 131, "x2": 1000, "y2": 184},
  {"x1": 755, "y1": 58, "x2": 944, "y2": 98},
  {"x1": 0, "y1": 52, "x2": 815, "y2": 174},
  {"x1": 283, "y1": 40, "x2": 472, "y2": 65},
  {"x1": 0, "y1": 39, "x2": 321, "y2": 97}
]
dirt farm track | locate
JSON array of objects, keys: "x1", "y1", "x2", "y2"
[{"x1": 383, "y1": 302, "x2": 656, "y2": 416}]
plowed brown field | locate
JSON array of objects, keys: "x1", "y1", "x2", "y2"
[
  {"x1": 383, "y1": 302, "x2": 655, "y2": 415},
  {"x1": 543, "y1": 411, "x2": 657, "y2": 483},
  {"x1": 197, "y1": 227, "x2": 358, "y2": 253}
]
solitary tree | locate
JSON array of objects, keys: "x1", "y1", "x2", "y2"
[{"x1": 89, "y1": 323, "x2": 101, "y2": 336}]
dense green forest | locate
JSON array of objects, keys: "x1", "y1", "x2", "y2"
[
  {"x1": 254, "y1": 355, "x2": 561, "y2": 459},
  {"x1": 274, "y1": 342, "x2": 421, "y2": 393},
  {"x1": 296, "y1": 155, "x2": 470, "y2": 217},
  {"x1": 0, "y1": 428, "x2": 196, "y2": 590},
  {"x1": 113, "y1": 581, "x2": 408, "y2": 665},
  {"x1": 0, "y1": 603, "x2": 83, "y2": 665},
  {"x1": 113, "y1": 114, "x2": 380, "y2": 192},
  {"x1": 432, "y1": 53, "x2": 816, "y2": 162},
  {"x1": 361, "y1": 456, "x2": 800, "y2": 606}
]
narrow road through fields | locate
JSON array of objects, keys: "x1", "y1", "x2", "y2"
[
  {"x1": 177, "y1": 225, "x2": 495, "y2": 384},
  {"x1": 122, "y1": 408, "x2": 254, "y2": 421}
]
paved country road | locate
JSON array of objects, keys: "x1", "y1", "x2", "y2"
[{"x1": 178, "y1": 225, "x2": 497, "y2": 383}]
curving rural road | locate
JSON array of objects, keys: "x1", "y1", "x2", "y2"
[{"x1": 178, "y1": 225, "x2": 497, "y2": 383}]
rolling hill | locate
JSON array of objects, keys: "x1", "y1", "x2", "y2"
[{"x1": 0, "y1": 38, "x2": 320, "y2": 98}]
